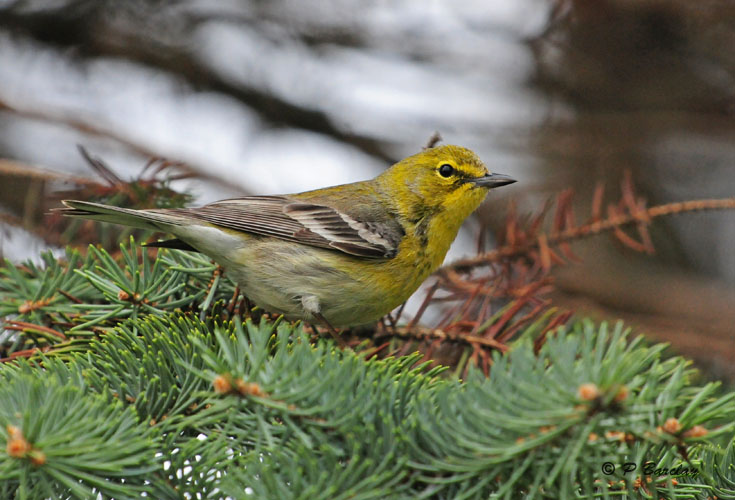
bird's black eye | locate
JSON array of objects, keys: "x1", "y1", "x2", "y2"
[{"x1": 438, "y1": 164, "x2": 454, "y2": 178}]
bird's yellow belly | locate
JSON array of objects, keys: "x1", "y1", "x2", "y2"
[{"x1": 219, "y1": 237, "x2": 436, "y2": 327}]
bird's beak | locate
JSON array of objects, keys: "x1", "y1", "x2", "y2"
[{"x1": 469, "y1": 172, "x2": 517, "y2": 188}]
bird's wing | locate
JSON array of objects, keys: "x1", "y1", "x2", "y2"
[{"x1": 177, "y1": 195, "x2": 403, "y2": 259}]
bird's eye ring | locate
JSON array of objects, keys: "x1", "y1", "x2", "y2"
[{"x1": 438, "y1": 164, "x2": 454, "y2": 178}]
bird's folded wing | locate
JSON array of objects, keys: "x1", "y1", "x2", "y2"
[{"x1": 177, "y1": 196, "x2": 402, "y2": 259}]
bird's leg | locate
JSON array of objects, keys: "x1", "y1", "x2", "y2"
[
  {"x1": 300, "y1": 294, "x2": 346, "y2": 346},
  {"x1": 307, "y1": 321, "x2": 321, "y2": 339},
  {"x1": 313, "y1": 312, "x2": 346, "y2": 347}
]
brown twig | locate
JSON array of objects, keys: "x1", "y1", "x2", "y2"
[
  {"x1": 3, "y1": 321, "x2": 66, "y2": 340},
  {"x1": 58, "y1": 289, "x2": 84, "y2": 304},
  {"x1": 423, "y1": 131, "x2": 443, "y2": 149},
  {"x1": 0, "y1": 347, "x2": 50, "y2": 363},
  {"x1": 0, "y1": 158, "x2": 98, "y2": 186},
  {"x1": 406, "y1": 281, "x2": 439, "y2": 330},
  {"x1": 444, "y1": 198, "x2": 735, "y2": 273},
  {"x1": 385, "y1": 325, "x2": 509, "y2": 353},
  {"x1": 0, "y1": 98, "x2": 213, "y2": 183}
]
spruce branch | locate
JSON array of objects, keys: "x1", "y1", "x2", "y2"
[
  {"x1": 694, "y1": 440, "x2": 735, "y2": 498},
  {"x1": 1, "y1": 304, "x2": 734, "y2": 498},
  {"x1": 0, "y1": 363, "x2": 157, "y2": 499},
  {"x1": 406, "y1": 320, "x2": 735, "y2": 498},
  {"x1": 0, "y1": 238, "x2": 242, "y2": 361}
]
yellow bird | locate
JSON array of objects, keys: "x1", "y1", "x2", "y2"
[{"x1": 58, "y1": 145, "x2": 515, "y2": 328}]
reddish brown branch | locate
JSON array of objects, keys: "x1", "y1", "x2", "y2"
[
  {"x1": 4, "y1": 321, "x2": 67, "y2": 340},
  {"x1": 443, "y1": 198, "x2": 735, "y2": 273},
  {"x1": 0, "y1": 347, "x2": 51, "y2": 363},
  {"x1": 387, "y1": 325, "x2": 510, "y2": 352}
]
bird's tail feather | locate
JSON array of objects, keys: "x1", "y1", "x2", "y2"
[{"x1": 54, "y1": 200, "x2": 188, "y2": 231}]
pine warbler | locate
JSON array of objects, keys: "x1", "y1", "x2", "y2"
[{"x1": 58, "y1": 145, "x2": 515, "y2": 327}]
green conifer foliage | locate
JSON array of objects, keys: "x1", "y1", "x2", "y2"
[{"x1": 1, "y1": 240, "x2": 734, "y2": 499}]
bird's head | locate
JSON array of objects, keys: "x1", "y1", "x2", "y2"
[{"x1": 378, "y1": 144, "x2": 516, "y2": 225}]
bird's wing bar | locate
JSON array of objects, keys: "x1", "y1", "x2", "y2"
[{"x1": 179, "y1": 196, "x2": 399, "y2": 259}]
